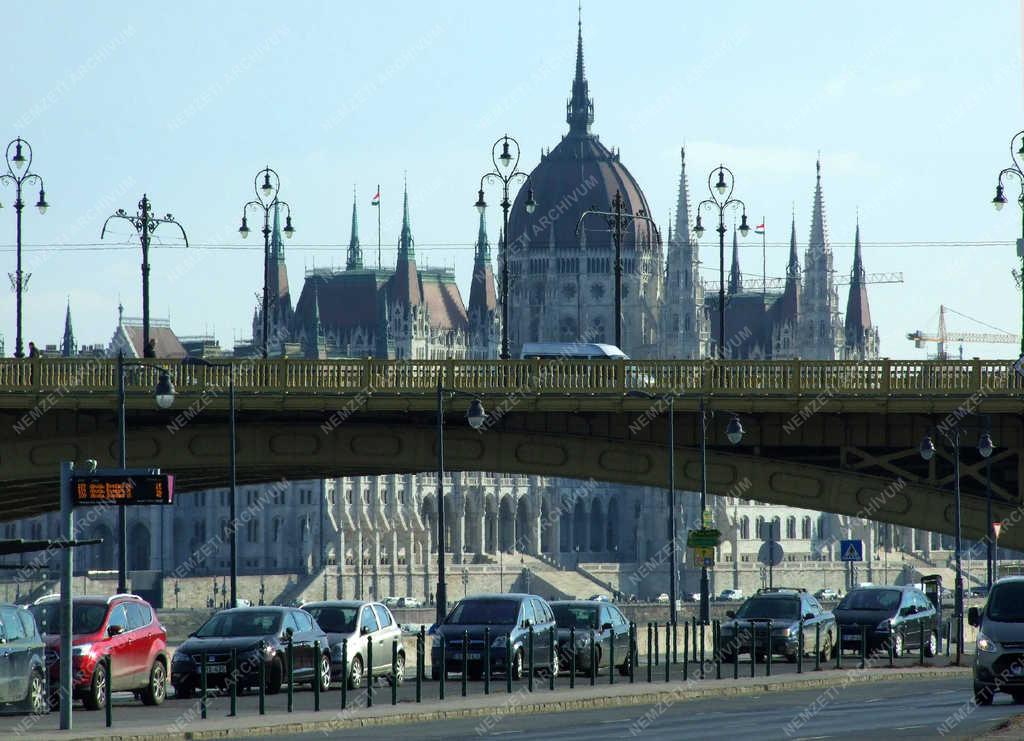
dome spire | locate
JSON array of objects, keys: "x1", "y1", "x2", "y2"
[
  {"x1": 566, "y1": 4, "x2": 594, "y2": 136},
  {"x1": 347, "y1": 185, "x2": 363, "y2": 270}
]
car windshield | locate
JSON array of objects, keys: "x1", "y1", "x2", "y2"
[
  {"x1": 987, "y1": 582, "x2": 1024, "y2": 622},
  {"x1": 445, "y1": 599, "x2": 519, "y2": 626},
  {"x1": 551, "y1": 604, "x2": 598, "y2": 630},
  {"x1": 305, "y1": 605, "x2": 358, "y2": 633},
  {"x1": 735, "y1": 598, "x2": 799, "y2": 621},
  {"x1": 29, "y1": 603, "x2": 108, "y2": 635},
  {"x1": 837, "y1": 589, "x2": 901, "y2": 612},
  {"x1": 195, "y1": 610, "x2": 282, "y2": 637}
]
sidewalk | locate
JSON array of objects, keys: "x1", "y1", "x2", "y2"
[{"x1": 36, "y1": 663, "x2": 970, "y2": 741}]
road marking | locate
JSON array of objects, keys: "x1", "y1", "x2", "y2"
[
  {"x1": 487, "y1": 732, "x2": 523, "y2": 737},
  {"x1": 598, "y1": 719, "x2": 632, "y2": 724},
  {"x1": 863, "y1": 698, "x2": 883, "y2": 704},
  {"x1": 896, "y1": 725, "x2": 926, "y2": 730}
]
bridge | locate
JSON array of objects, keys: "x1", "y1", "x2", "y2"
[{"x1": 0, "y1": 357, "x2": 1021, "y2": 547}]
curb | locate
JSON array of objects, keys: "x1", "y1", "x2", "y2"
[{"x1": 53, "y1": 667, "x2": 970, "y2": 741}]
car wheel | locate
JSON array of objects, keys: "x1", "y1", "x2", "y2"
[
  {"x1": 510, "y1": 649, "x2": 524, "y2": 681},
  {"x1": 388, "y1": 653, "x2": 405, "y2": 686},
  {"x1": 924, "y1": 631, "x2": 938, "y2": 658},
  {"x1": 348, "y1": 655, "x2": 364, "y2": 690},
  {"x1": 140, "y1": 660, "x2": 167, "y2": 706},
  {"x1": 265, "y1": 658, "x2": 283, "y2": 695},
  {"x1": 311, "y1": 653, "x2": 331, "y2": 691},
  {"x1": 891, "y1": 633, "x2": 903, "y2": 658},
  {"x1": 83, "y1": 662, "x2": 107, "y2": 711},
  {"x1": 173, "y1": 683, "x2": 194, "y2": 699},
  {"x1": 20, "y1": 668, "x2": 47, "y2": 715},
  {"x1": 975, "y1": 682, "x2": 995, "y2": 706}
]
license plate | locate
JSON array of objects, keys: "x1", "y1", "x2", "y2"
[
  {"x1": 842, "y1": 629, "x2": 859, "y2": 636},
  {"x1": 205, "y1": 664, "x2": 227, "y2": 674},
  {"x1": 452, "y1": 652, "x2": 481, "y2": 661}
]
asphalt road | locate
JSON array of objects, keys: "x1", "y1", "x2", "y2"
[{"x1": 268, "y1": 678, "x2": 1022, "y2": 741}]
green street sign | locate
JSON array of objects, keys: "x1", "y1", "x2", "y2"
[{"x1": 686, "y1": 528, "x2": 721, "y2": 548}]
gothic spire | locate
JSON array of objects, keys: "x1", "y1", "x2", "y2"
[
  {"x1": 780, "y1": 212, "x2": 801, "y2": 320},
  {"x1": 390, "y1": 179, "x2": 422, "y2": 306},
  {"x1": 398, "y1": 179, "x2": 415, "y2": 259},
  {"x1": 566, "y1": 7, "x2": 595, "y2": 136},
  {"x1": 271, "y1": 201, "x2": 284, "y2": 261},
  {"x1": 845, "y1": 219, "x2": 872, "y2": 348},
  {"x1": 61, "y1": 299, "x2": 76, "y2": 357},
  {"x1": 787, "y1": 212, "x2": 800, "y2": 278},
  {"x1": 808, "y1": 157, "x2": 830, "y2": 255},
  {"x1": 347, "y1": 188, "x2": 363, "y2": 270},
  {"x1": 673, "y1": 147, "x2": 692, "y2": 244},
  {"x1": 728, "y1": 227, "x2": 743, "y2": 295}
]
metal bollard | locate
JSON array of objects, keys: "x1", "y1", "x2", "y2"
[
  {"x1": 462, "y1": 629, "x2": 469, "y2": 698},
  {"x1": 484, "y1": 627, "x2": 491, "y2": 696},
  {"x1": 229, "y1": 648, "x2": 237, "y2": 717},
  {"x1": 664, "y1": 621, "x2": 670, "y2": 683},
  {"x1": 836, "y1": 630, "x2": 842, "y2": 669},
  {"x1": 569, "y1": 626, "x2": 576, "y2": 689},
  {"x1": 888, "y1": 631, "x2": 894, "y2": 668},
  {"x1": 105, "y1": 654, "x2": 113, "y2": 728},
  {"x1": 610, "y1": 627, "x2": 616, "y2": 685},
  {"x1": 683, "y1": 620, "x2": 689, "y2": 681},
  {"x1": 340, "y1": 639, "x2": 348, "y2": 711},
  {"x1": 797, "y1": 621, "x2": 804, "y2": 674},
  {"x1": 392, "y1": 639, "x2": 398, "y2": 706},
  {"x1": 860, "y1": 626, "x2": 867, "y2": 669},
  {"x1": 945, "y1": 621, "x2": 951, "y2": 657},
  {"x1": 314, "y1": 640, "x2": 322, "y2": 712},
  {"x1": 364, "y1": 638, "x2": 372, "y2": 708},
  {"x1": 714, "y1": 620, "x2": 721, "y2": 680},
  {"x1": 692, "y1": 616, "x2": 698, "y2": 659},
  {"x1": 814, "y1": 624, "x2": 821, "y2": 672},
  {"x1": 287, "y1": 635, "x2": 294, "y2": 712},
  {"x1": 766, "y1": 621, "x2": 773, "y2": 677},
  {"x1": 416, "y1": 630, "x2": 423, "y2": 703},
  {"x1": 654, "y1": 621, "x2": 660, "y2": 667},
  {"x1": 672, "y1": 621, "x2": 678, "y2": 665},
  {"x1": 920, "y1": 621, "x2": 925, "y2": 666},
  {"x1": 258, "y1": 651, "x2": 266, "y2": 715},
  {"x1": 733, "y1": 629, "x2": 739, "y2": 679},
  {"x1": 528, "y1": 625, "x2": 535, "y2": 692},
  {"x1": 750, "y1": 626, "x2": 757, "y2": 678},
  {"x1": 699, "y1": 621, "x2": 706, "y2": 680},
  {"x1": 200, "y1": 651, "x2": 208, "y2": 719},
  {"x1": 646, "y1": 623, "x2": 652, "y2": 682},
  {"x1": 439, "y1": 635, "x2": 445, "y2": 700},
  {"x1": 589, "y1": 628, "x2": 596, "y2": 686},
  {"x1": 505, "y1": 632, "x2": 512, "y2": 694},
  {"x1": 629, "y1": 623, "x2": 636, "y2": 683},
  {"x1": 549, "y1": 626, "x2": 556, "y2": 691}
]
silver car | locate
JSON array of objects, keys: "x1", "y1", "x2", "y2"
[
  {"x1": 302, "y1": 600, "x2": 405, "y2": 689},
  {"x1": 969, "y1": 577, "x2": 1024, "y2": 704}
]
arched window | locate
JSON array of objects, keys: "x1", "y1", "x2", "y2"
[
  {"x1": 755, "y1": 516, "x2": 765, "y2": 540},
  {"x1": 801, "y1": 516, "x2": 812, "y2": 540},
  {"x1": 739, "y1": 516, "x2": 749, "y2": 540},
  {"x1": 786, "y1": 516, "x2": 797, "y2": 540}
]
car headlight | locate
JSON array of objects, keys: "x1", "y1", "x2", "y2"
[
  {"x1": 491, "y1": 635, "x2": 507, "y2": 648},
  {"x1": 876, "y1": 619, "x2": 892, "y2": 632},
  {"x1": 71, "y1": 644, "x2": 94, "y2": 657},
  {"x1": 775, "y1": 627, "x2": 792, "y2": 638},
  {"x1": 977, "y1": 631, "x2": 999, "y2": 653},
  {"x1": 172, "y1": 652, "x2": 193, "y2": 664}
]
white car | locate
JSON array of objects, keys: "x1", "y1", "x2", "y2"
[
  {"x1": 655, "y1": 593, "x2": 670, "y2": 604},
  {"x1": 718, "y1": 589, "x2": 744, "y2": 601},
  {"x1": 396, "y1": 596, "x2": 422, "y2": 608}
]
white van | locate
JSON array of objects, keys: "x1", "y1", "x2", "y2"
[{"x1": 519, "y1": 342, "x2": 630, "y2": 360}]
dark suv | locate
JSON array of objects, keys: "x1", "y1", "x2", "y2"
[
  {"x1": 0, "y1": 604, "x2": 46, "y2": 714},
  {"x1": 30, "y1": 593, "x2": 168, "y2": 710},
  {"x1": 834, "y1": 585, "x2": 938, "y2": 656},
  {"x1": 431, "y1": 594, "x2": 557, "y2": 680},
  {"x1": 719, "y1": 588, "x2": 835, "y2": 662}
]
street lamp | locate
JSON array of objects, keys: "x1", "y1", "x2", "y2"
[
  {"x1": 239, "y1": 166, "x2": 294, "y2": 358},
  {"x1": 0, "y1": 138, "x2": 48, "y2": 358},
  {"x1": 992, "y1": 130, "x2": 1024, "y2": 353},
  {"x1": 476, "y1": 135, "x2": 535, "y2": 360},
  {"x1": 577, "y1": 192, "x2": 657, "y2": 350},
  {"x1": 435, "y1": 375, "x2": 487, "y2": 625},
  {"x1": 978, "y1": 428, "x2": 996, "y2": 590},
  {"x1": 699, "y1": 399, "x2": 744, "y2": 624},
  {"x1": 182, "y1": 357, "x2": 238, "y2": 606},
  {"x1": 102, "y1": 195, "x2": 189, "y2": 358},
  {"x1": 116, "y1": 354, "x2": 176, "y2": 592},
  {"x1": 694, "y1": 165, "x2": 750, "y2": 358}
]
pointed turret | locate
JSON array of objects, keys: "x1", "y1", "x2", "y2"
[
  {"x1": 779, "y1": 214, "x2": 801, "y2": 320},
  {"x1": 808, "y1": 158, "x2": 830, "y2": 256},
  {"x1": 566, "y1": 8, "x2": 595, "y2": 136},
  {"x1": 347, "y1": 189, "x2": 363, "y2": 270},
  {"x1": 266, "y1": 201, "x2": 293, "y2": 346},
  {"x1": 390, "y1": 182, "x2": 422, "y2": 307},
  {"x1": 673, "y1": 148, "x2": 692, "y2": 244},
  {"x1": 468, "y1": 210, "x2": 498, "y2": 359},
  {"x1": 799, "y1": 158, "x2": 838, "y2": 359},
  {"x1": 61, "y1": 300, "x2": 76, "y2": 357},
  {"x1": 844, "y1": 220, "x2": 875, "y2": 358},
  {"x1": 727, "y1": 227, "x2": 743, "y2": 295}
]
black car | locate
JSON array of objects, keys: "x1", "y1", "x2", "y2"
[
  {"x1": 550, "y1": 600, "x2": 632, "y2": 675},
  {"x1": 430, "y1": 594, "x2": 557, "y2": 680},
  {"x1": 170, "y1": 607, "x2": 331, "y2": 697},
  {"x1": 720, "y1": 589, "x2": 835, "y2": 663},
  {"x1": 833, "y1": 585, "x2": 938, "y2": 657},
  {"x1": 0, "y1": 604, "x2": 46, "y2": 714}
]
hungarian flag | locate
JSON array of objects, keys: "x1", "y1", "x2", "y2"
[
  {"x1": 755, "y1": 223, "x2": 765, "y2": 235},
  {"x1": 371, "y1": 187, "x2": 380, "y2": 206}
]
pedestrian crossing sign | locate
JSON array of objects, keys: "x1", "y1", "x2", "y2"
[{"x1": 839, "y1": 539, "x2": 863, "y2": 562}]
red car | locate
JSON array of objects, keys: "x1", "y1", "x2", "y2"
[{"x1": 28, "y1": 593, "x2": 169, "y2": 710}]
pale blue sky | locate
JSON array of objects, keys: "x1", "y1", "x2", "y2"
[{"x1": 3, "y1": 1, "x2": 1021, "y2": 357}]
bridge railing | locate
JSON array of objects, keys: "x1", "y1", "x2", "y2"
[{"x1": 0, "y1": 357, "x2": 1020, "y2": 397}]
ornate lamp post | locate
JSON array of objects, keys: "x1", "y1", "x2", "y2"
[
  {"x1": 577, "y1": 191, "x2": 656, "y2": 350},
  {"x1": 102, "y1": 195, "x2": 188, "y2": 357},
  {"x1": 693, "y1": 165, "x2": 750, "y2": 358},
  {"x1": 475, "y1": 135, "x2": 536, "y2": 360},
  {"x1": 0, "y1": 138, "x2": 48, "y2": 358},
  {"x1": 991, "y1": 131, "x2": 1024, "y2": 353},
  {"x1": 239, "y1": 167, "x2": 294, "y2": 358}
]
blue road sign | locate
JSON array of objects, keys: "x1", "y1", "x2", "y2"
[{"x1": 839, "y1": 539, "x2": 864, "y2": 562}]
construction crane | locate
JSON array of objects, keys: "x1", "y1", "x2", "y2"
[
  {"x1": 906, "y1": 305, "x2": 1020, "y2": 359},
  {"x1": 704, "y1": 271, "x2": 904, "y2": 292}
]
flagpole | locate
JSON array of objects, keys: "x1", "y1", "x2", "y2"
[
  {"x1": 377, "y1": 183, "x2": 382, "y2": 269},
  {"x1": 761, "y1": 216, "x2": 766, "y2": 298}
]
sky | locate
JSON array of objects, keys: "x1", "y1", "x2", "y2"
[{"x1": 3, "y1": 0, "x2": 1022, "y2": 359}]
